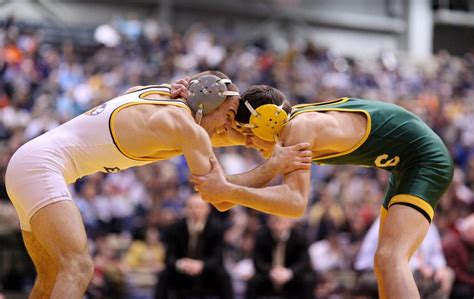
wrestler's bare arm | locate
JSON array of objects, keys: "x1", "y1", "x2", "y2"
[
  {"x1": 224, "y1": 115, "x2": 313, "y2": 187},
  {"x1": 222, "y1": 125, "x2": 312, "y2": 217},
  {"x1": 149, "y1": 108, "x2": 234, "y2": 211},
  {"x1": 211, "y1": 126, "x2": 311, "y2": 189},
  {"x1": 225, "y1": 141, "x2": 311, "y2": 188},
  {"x1": 220, "y1": 166, "x2": 311, "y2": 217},
  {"x1": 191, "y1": 120, "x2": 313, "y2": 217},
  {"x1": 148, "y1": 108, "x2": 218, "y2": 175}
]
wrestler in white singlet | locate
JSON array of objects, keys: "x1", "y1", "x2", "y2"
[{"x1": 5, "y1": 85, "x2": 188, "y2": 231}]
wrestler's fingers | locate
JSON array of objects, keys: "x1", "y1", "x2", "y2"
[
  {"x1": 299, "y1": 156, "x2": 313, "y2": 163},
  {"x1": 293, "y1": 143, "x2": 311, "y2": 150},
  {"x1": 296, "y1": 162, "x2": 311, "y2": 170}
]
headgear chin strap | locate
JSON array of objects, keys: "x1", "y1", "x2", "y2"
[
  {"x1": 240, "y1": 100, "x2": 288, "y2": 142},
  {"x1": 187, "y1": 75, "x2": 240, "y2": 124}
]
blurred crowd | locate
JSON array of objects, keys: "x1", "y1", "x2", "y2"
[{"x1": 0, "y1": 14, "x2": 473, "y2": 299}]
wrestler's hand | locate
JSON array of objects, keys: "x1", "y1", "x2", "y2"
[
  {"x1": 170, "y1": 76, "x2": 190, "y2": 99},
  {"x1": 190, "y1": 157, "x2": 230, "y2": 204},
  {"x1": 269, "y1": 141, "x2": 312, "y2": 174}
]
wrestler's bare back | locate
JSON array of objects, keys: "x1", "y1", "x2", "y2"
[
  {"x1": 282, "y1": 110, "x2": 367, "y2": 158},
  {"x1": 114, "y1": 95, "x2": 189, "y2": 160}
]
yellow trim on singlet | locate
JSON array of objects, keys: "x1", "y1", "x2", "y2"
[
  {"x1": 388, "y1": 194, "x2": 434, "y2": 221},
  {"x1": 109, "y1": 100, "x2": 191, "y2": 161},
  {"x1": 290, "y1": 103, "x2": 372, "y2": 161},
  {"x1": 139, "y1": 90, "x2": 174, "y2": 98},
  {"x1": 379, "y1": 206, "x2": 388, "y2": 241},
  {"x1": 124, "y1": 84, "x2": 172, "y2": 95},
  {"x1": 292, "y1": 97, "x2": 350, "y2": 110}
]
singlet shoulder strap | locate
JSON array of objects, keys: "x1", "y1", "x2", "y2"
[
  {"x1": 125, "y1": 84, "x2": 172, "y2": 96},
  {"x1": 125, "y1": 84, "x2": 189, "y2": 108},
  {"x1": 290, "y1": 97, "x2": 350, "y2": 120}
]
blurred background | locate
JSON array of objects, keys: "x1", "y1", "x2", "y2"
[{"x1": 0, "y1": 0, "x2": 473, "y2": 298}]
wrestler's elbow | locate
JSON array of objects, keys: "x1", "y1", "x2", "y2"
[
  {"x1": 284, "y1": 189, "x2": 306, "y2": 218},
  {"x1": 212, "y1": 202, "x2": 235, "y2": 212},
  {"x1": 290, "y1": 199, "x2": 306, "y2": 218}
]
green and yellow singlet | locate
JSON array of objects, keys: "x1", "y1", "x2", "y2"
[{"x1": 290, "y1": 98, "x2": 454, "y2": 221}]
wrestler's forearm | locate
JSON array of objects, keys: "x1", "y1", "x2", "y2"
[
  {"x1": 226, "y1": 158, "x2": 280, "y2": 188},
  {"x1": 223, "y1": 183, "x2": 305, "y2": 218}
]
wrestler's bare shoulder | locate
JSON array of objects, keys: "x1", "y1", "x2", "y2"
[
  {"x1": 114, "y1": 104, "x2": 194, "y2": 159},
  {"x1": 116, "y1": 104, "x2": 192, "y2": 131},
  {"x1": 285, "y1": 109, "x2": 367, "y2": 155},
  {"x1": 283, "y1": 113, "x2": 324, "y2": 141}
]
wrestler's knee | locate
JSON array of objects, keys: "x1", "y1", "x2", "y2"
[
  {"x1": 57, "y1": 252, "x2": 94, "y2": 284},
  {"x1": 374, "y1": 242, "x2": 406, "y2": 274}
]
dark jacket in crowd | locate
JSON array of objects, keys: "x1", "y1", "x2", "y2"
[
  {"x1": 155, "y1": 217, "x2": 233, "y2": 299},
  {"x1": 442, "y1": 230, "x2": 474, "y2": 298},
  {"x1": 246, "y1": 224, "x2": 314, "y2": 299}
]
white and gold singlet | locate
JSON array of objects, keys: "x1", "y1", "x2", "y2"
[{"x1": 5, "y1": 85, "x2": 190, "y2": 231}]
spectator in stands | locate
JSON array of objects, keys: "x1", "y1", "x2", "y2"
[
  {"x1": 467, "y1": 156, "x2": 474, "y2": 190},
  {"x1": 123, "y1": 226, "x2": 164, "y2": 299},
  {"x1": 309, "y1": 224, "x2": 352, "y2": 298},
  {"x1": 226, "y1": 227, "x2": 256, "y2": 299},
  {"x1": 155, "y1": 193, "x2": 233, "y2": 299},
  {"x1": 442, "y1": 213, "x2": 474, "y2": 298},
  {"x1": 246, "y1": 215, "x2": 313, "y2": 299},
  {"x1": 90, "y1": 234, "x2": 128, "y2": 299},
  {"x1": 307, "y1": 185, "x2": 346, "y2": 243},
  {"x1": 75, "y1": 179, "x2": 104, "y2": 239},
  {"x1": 223, "y1": 207, "x2": 258, "y2": 299}
]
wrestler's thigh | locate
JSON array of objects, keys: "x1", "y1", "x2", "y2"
[
  {"x1": 29, "y1": 200, "x2": 90, "y2": 263},
  {"x1": 22, "y1": 230, "x2": 58, "y2": 280}
]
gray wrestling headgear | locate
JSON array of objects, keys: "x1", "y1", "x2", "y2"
[{"x1": 187, "y1": 75, "x2": 240, "y2": 124}]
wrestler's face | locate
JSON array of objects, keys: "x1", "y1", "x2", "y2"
[
  {"x1": 232, "y1": 122, "x2": 275, "y2": 158},
  {"x1": 200, "y1": 84, "x2": 240, "y2": 137}
]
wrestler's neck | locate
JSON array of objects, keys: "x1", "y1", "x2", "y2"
[{"x1": 198, "y1": 115, "x2": 217, "y2": 138}]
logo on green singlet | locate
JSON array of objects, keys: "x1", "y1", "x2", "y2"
[{"x1": 375, "y1": 154, "x2": 400, "y2": 167}]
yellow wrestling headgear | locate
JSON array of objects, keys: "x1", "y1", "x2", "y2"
[{"x1": 240, "y1": 100, "x2": 288, "y2": 142}]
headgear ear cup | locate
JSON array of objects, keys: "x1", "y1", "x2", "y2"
[
  {"x1": 187, "y1": 75, "x2": 240, "y2": 123},
  {"x1": 248, "y1": 104, "x2": 288, "y2": 142}
]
